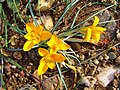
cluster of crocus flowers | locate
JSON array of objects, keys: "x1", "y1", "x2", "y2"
[
  {"x1": 38, "y1": 34, "x2": 70, "y2": 75},
  {"x1": 23, "y1": 16, "x2": 106, "y2": 76},
  {"x1": 80, "y1": 16, "x2": 106, "y2": 44},
  {"x1": 23, "y1": 23, "x2": 52, "y2": 51},
  {"x1": 23, "y1": 23, "x2": 70, "y2": 75}
]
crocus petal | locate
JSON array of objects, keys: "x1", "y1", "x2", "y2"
[
  {"x1": 47, "y1": 34, "x2": 58, "y2": 47},
  {"x1": 92, "y1": 33, "x2": 100, "y2": 43},
  {"x1": 24, "y1": 33, "x2": 32, "y2": 40},
  {"x1": 58, "y1": 40, "x2": 70, "y2": 50},
  {"x1": 38, "y1": 58, "x2": 48, "y2": 75},
  {"x1": 84, "y1": 28, "x2": 91, "y2": 42},
  {"x1": 33, "y1": 39, "x2": 40, "y2": 44},
  {"x1": 41, "y1": 31, "x2": 52, "y2": 40},
  {"x1": 34, "y1": 25, "x2": 43, "y2": 34},
  {"x1": 80, "y1": 27, "x2": 88, "y2": 35},
  {"x1": 38, "y1": 48, "x2": 49, "y2": 56},
  {"x1": 23, "y1": 40, "x2": 34, "y2": 51},
  {"x1": 50, "y1": 54, "x2": 66, "y2": 62},
  {"x1": 92, "y1": 16, "x2": 99, "y2": 27},
  {"x1": 47, "y1": 62, "x2": 55, "y2": 69},
  {"x1": 50, "y1": 47, "x2": 58, "y2": 54},
  {"x1": 92, "y1": 27, "x2": 106, "y2": 33},
  {"x1": 26, "y1": 23, "x2": 35, "y2": 33}
]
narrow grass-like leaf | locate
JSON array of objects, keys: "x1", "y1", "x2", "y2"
[
  {"x1": 58, "y1": 28, "x2": 80, "y2": 38},
  {"x1": 1, "y1": 75, "x2": 6, "y2": 90},
  {"x1": 2, "y1": 10, "x2": 8, "y2": 48},
  {"x1": 70, "y1": 4, "x2": 87, "y2": 29},
  {"x1": 0, "y1": 13, "x2": 25, "y2": 35},
  {"x1": 29, "y1": 4, "x2": 38, "y2": 26},
  {"x1": 26, "y1": 0, "x2": 31, "y2": 9},
  {"x1": 59, "y1": 2, "x2": 115, "y2": 38},
  {"x1": 0, "y1": 57, "x2": 6, "y2": 90},
  {"x1": 7, "y1": 48, "x2": 23, "y2": 51},
  {"x1": 51, "y1": 0, "x2": 79, "y2": 33},
  {"x1": 13, "y1": 0, "x2": 25, "y2": 24},
  {"x1": 0, "y1": 54, "x2": 25, "y2": 71},
  {"x1": 99, "y1": 19, "x2": 120, "y2": 24},
  {"x1": 5, "y1": 24, "x2": 8, "y2": 48},
  {"x1": 58, "y1": 27, "x2": 85, "y2": 38},
  {"x1": 66, "y1": 54, "x2": 81, "y2": 65},
  {"x1": 72, "y1": 4, "x2": 115, "y2": 30},
  {"x1": 66, "y1": 0, "x2": 70, "y2": 5},
  {"x1": 0, "y1": 54, "x2": 41, "y2": 84},
  {"x1": 1, "y1": 8, "x2": 8, "y2": 48},
  {"x1": 65, "y1": 38, "x2": 85, "y2": 43},
  {"x1": 13, "y1": 12, "x2": 23, "y2": 34},
  {"x1": 56, "y1": 63, "x2": 68, "y2": 90}
]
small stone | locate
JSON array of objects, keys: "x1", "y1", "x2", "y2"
[
  {"x1": 88, "y1": 2, "x2": 92, "y2": 6},
  {"x1": 0, "y1": 0, "x2": 5, "y2": 2},
  {"x1": 11, "y1": 65, "x2": 16, "y2": 69},
  {"x1": 79, "y1": 54, "x2": 85, "y2": 60},
  {"x1": 84, "y1": 87, "x2": 89, "y2": 90},
  {"x1": 115, "y1": 56, "x2": 120, "y2": 63},
  {"x1": 13, "y1": 52, "x2": 22, "y2": 60},
  {"x1": 29, "y1": 86, "x2": 37, "y2": 90},
  {"x1": 89, "y1": 62, "x2": 95, "y2": 66},
  {"x1": 111, "y1": 46, "x2": 117, "y2": 51},
  {"x1": 29, "y1": 62, "x2": 33, "y2": 66},
  {"x1": 11, "y1": 41, "x2": 15, "y2": 46},
  {"x1": 104, "y1": 54, "x2": 109, "y2": 60},
  {"x1": 108, "y1": 52, "x2": 117, "y2": 60},
  {"x1": 113, "y1": 79, "x2": 118, "y2": 88},
  {"x1": 20, "y1": 70, "x2": 25, "y2": 77},
  {"x1": 14, "y1": 73, "x2": 18, "y2": 77},
  {"x1": 1, "y1": 49, "x2": 10, "y2": 56},
  {"x1": 81, "y1": 73, "x2": 85, "y2": 77},
  {"x1": 81, "y1": 76, "x2": 97, "y2": 87},
  {"x1": 98, "y1": 56, "x2": 104, "y2": 61},
  {"x1": 117, "y1": 33, "x2": 120, "y2": 40},
  {"x1": 35, "y1": 15, "x2": 53, "y2": 31},
  {"x1": 91, "y1": 52, "x2": 96, "y2": 57},
  {"x1": 94, "y1": 59, "x2": 99, "y2": 65},
  {"x1": 37, "y1": 0, "x2": 55, "y2": 11},
  {"x1": 97, "y1": 66, "x2": 117, "y2": 87},
  {"x1": 1, "y1": 39, "x2": 5, "y2": 45}
]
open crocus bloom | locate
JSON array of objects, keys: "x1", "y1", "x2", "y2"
[
  {"x1": 47, "y1": 34, "x2": 70, "y2": 53},
  {"x1": 80, "y1": 16, "x2": 106, "y2": 44},
  {"x1": 23, "y1": 23, "x2": 52, "y2": 51},
  {"x1": 38, "y1": 48, "x2": 66, "y2": 75}
]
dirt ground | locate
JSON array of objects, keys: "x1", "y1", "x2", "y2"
[{"x1": 0, "y1": 0, "x2": 120, "y2": 90}]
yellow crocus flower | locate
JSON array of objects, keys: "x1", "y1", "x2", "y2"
[
  {"x1": 80, "y1": 16, "x2": 106, "y2": 44},
  {"x1": 47, "y1": 34, "x2": 70, "y2": 53},
  {"x1": 23, "y1": 23, "x2": 52, "y2": 51},
  {"x1": 38, "y1": 48, "x2": 66, "y2": 75}
]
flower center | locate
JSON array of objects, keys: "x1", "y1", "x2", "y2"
[{"x1": 31, "y1": 32, "x2": 40, "y2": 40}]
